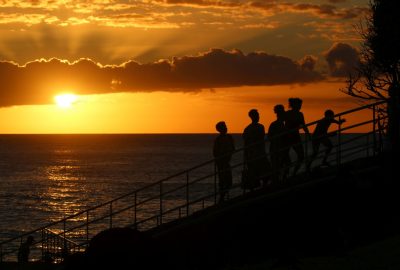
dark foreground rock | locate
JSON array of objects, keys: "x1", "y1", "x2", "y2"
[{"x1": 61, "y1": 227, "x2": 167, "y2": 270}]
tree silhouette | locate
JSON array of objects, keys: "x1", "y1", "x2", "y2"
[{"x1": 344, "y1": 0, "x2": 400, "y2": 151}]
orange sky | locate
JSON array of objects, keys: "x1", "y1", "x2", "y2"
[
  {"x1": 0, "y1": 82, "x2": 371, "y2": 133},
  {"x1": 0, "y1": 0, "x2": 371, "y2": 133}
]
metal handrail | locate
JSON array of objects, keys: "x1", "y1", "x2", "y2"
[{"x1": 0, "y1": 100, "x2": 388, "y2": 262}]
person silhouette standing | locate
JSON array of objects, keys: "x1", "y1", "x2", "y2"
[
  {"x1": 213, "y1": 121, "x2": 235, "y2": 203},
  {"x1": 268, "y1": 104, "x2": 290, "y2": 183},
  {"x1": 307, "y1": 109, "x2": 346, "y2": 170},
  {"x1": 243, "y1": 109, "x2": 270, "y2": 188},
  {"x1": 18, "y1": 235, "x2": 34, "y2": 263},
  {"x1": 285, "y1": 98, "x2": 310, "y2": 176}
]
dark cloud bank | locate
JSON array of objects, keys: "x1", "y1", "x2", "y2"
[
  {"x1": 0, "y1": 49, "x2": 323, "y2": 107},
  {"x1": 324, "y1": 42, "x2": 360, "y2": 77}
]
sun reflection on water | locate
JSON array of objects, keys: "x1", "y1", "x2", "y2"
[
  {"x1": 46, "y1": 165, "x2": 80, "y2": 181},
  {"x1": 44, "y1": 158, "x2": 87, "y2": 218}
]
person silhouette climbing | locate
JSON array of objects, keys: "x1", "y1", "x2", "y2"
[
  {"x1": 285, "y1": 98, "x2": 310, "y2": 177},
  {"x1": 243, "y1": 109, "x2": 270, "y2": 189},
  {"x1": 268, "y1": 104, "x2": 291, "y2": 183},
  {"x1": 18, "y1": 235, "x2": 34, "y2": 263},
  {"x1": 307, "y1": 109, "x2": 346, "y2": 170},
  {"x1": 213, "y1": 121, "x2": 235, "y2": 202}
]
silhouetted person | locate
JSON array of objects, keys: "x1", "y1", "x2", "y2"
[
  {"x1": 268, "y1": 105, "x2": 291, "y2": 183},
  {"x1": 213, "y1": 121, "x2": 235, "y2": 203},
  {"x1": 243, "y1": 109, "x2": 270, "y2": 188},
  {"x1": 18, "y1": 235, "x2": 34, "y2": 263},
  {"x1": 307, "y1": 109, "x2": 346, "y2": 170},
  {"x1": 285, "y1": 98, "x2": 310, "y2": 176}
]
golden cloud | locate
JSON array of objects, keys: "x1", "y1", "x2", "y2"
[{"x1": 0, "y1": 49, "x2": 323, "y2": 107}]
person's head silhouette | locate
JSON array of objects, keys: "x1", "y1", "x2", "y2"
[
  {"x1": 274, "y1": 104, "x2": 285, "y2": 120},
  {"x1": 248, "y1": 109, "x2": 259, "y2": 123},
  {"x1": 288, "y1": 98, "x2": 303, "y2": 111},
  {"x1": 216, "y1": 121, "x2": 228, "y2": 134},
  {"x1": 324, "y1": 109, "x2": 334, "y2": 119}
]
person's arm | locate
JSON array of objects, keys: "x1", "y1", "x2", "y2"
[
  {"x1": 302, "y1": 125, "x2": 310, "y2": 135},
  {"x1": 332, "y1": 118, "x2": 346, "y2": 125},
  {"x1": 267, "y1": 123, "x2": 275, "y2": 139},
  {"x1": 261, "y1": 125, "x2": 267, "y2": 143},
  {"x1": 242, "y1": 128, "x2": 248, "y2": 144},
  {"x1": 213, "y1": 139, "x2": 218, "y2": 158},
  {"x1": 300, "y1": 113, "x2": 310, "y2": 135}
]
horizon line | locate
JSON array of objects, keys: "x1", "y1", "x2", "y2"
[{"x1": 0, "y1": 132, "x2": 365, "y2": 135}]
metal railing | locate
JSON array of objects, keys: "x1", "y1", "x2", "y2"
[
  {"x1": 0, "y1": 100, "x2": 387, "y2": 262},
  {"x1": 41, "y1": 229, "x2": 84, "y2": 263}
]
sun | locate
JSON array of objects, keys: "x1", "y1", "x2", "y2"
[{"x1": 54, "y1": 94, "x2": 78, "y2": 108}]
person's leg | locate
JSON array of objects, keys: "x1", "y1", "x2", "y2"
[
  {"x1": 223, "y1": 162, "x2": 233, "y2": 199},
  {"x1": 280, "y1": 150, "x2": 291, "y2": 182},
  {"x1": 260, "y1": 155, "x2": 272, "y2": 186},
  {"x1": 285, "y1": 143, "x2": 294, "y2": 177},
  {"x1": 292, "y1": 143, "x2": 304, "y2": 176},
  {"x1": 321, "y1": 138, "x2": 333, "y2": 165},
  {"x1": 248, "y1": 160, "x2": 261, "y2": 189},
  {"x1": 271, "y1": 151, "x2": 279, "y2": 184},
  {"x1": 307, "y1": 140, "x2": 320, "y2": 171},
  {"x1": 217, "y1": 163, "x2": 226, "y2": 202}
]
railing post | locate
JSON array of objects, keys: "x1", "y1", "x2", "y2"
[
  {"x1": 305, "y1": 133, "x2": 309, "y2": 172},
  {"x1": 41, "y1": 229, "x2": 44, "y2": 261},
  {"x1": 373, "y1": 104, "x2": 377, "y2": 156},
  {"x1": 186, "y1": 172, "x2": 190, "y2": 216},
  {"x1": 63, "y1": 218, "x2": 66, "y2": 242},
  {"x1": 134, "y1": 192, "x2": 137, "y2": 228},
  {"x1": 63, "y1": 217, "x2": 67, "y2": 255},
  {"x1": 214, "y1": 163, "x2": 217, "y2": 204},
  {"x1": 377, "y1": 114, "x2": 383, "y2": 153},
  {"x1": 109, "y1": 202, "x2": 113, "y2": 229},
  {"x1": 337, "y1": 116, "x2": 342, "y2": 166},
  {"x1": 86, "y1": 211, "x2": 89, "y2": 243},
  {"x1": 159, "y1": 181, "x2": 163, "y2": 225}
]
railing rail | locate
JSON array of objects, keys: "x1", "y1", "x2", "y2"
[{"x1": 0, "y1": 100, "x2": 388, "y2": 262}]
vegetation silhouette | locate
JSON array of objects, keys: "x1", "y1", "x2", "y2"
[{"x1": 344, "y1": 0, "x2": 400, "y2": 154}]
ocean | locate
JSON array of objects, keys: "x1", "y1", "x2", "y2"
[
  {"x1": 0, "y1": 134, "x2": 233, "y2": 241},
  {"x1": 0, "y1": 133, "x2": 372, "y2": 246}
]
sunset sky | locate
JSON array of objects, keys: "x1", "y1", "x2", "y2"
[{"x1": 0, "y1": 0, "x2": 370, "y2": 133}]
